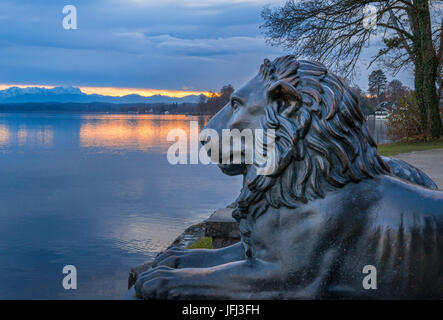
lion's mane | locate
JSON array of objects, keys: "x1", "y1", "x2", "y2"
[{"x1": 233, "y1": 56, "x2": 390, "y2": 249}]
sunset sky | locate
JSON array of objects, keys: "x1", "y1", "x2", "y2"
[
  {"x1": 0, "y1": 0, "x2": 413, "y2": 97},
  {"x1": 0, "y1": 84, "x2": 214, "y2": 98}
]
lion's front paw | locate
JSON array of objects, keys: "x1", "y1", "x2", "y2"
[
  {"x1": 152, "y1": 246, "x2": 214, "y2": 269},
  {"x1": 134, "y1": 265, "x2": 185, "y2": 299},
  {"x1": 152, "y1": 247, "x2": 189, "y2": 268}
]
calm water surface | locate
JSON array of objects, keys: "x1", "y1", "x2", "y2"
[
  {"x1": 0, "y1": 113, "x2": 242, "y2": 299},
  {"x1": 366, "y1": 117, "x2": 391, "y2": 144}
]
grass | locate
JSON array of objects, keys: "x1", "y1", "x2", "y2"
[
  {"x1": 378, "y1": 139, "x2": 443, "y2": 157},
  {"x1": 187, "y1": 237, "x2": 212, "y2": 249}
]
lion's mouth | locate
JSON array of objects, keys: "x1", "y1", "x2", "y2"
[
  {"x1": 201, "y1": 138, "x2": 249, "y2": 176},
  {"x1": 217, "y1": 163, "x2": 247, "y2": 176}
]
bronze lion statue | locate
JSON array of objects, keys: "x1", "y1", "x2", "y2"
[{"x1": 135, "y1": 55, "x2": 443, "y2": 299}]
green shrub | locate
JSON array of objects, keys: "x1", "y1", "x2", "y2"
[
  {"x1": 387, "y1": 92, "x2": 423, "y2": 140},
  {"x1": 187, "y1": 237, "x2": 212, "y2": 249}
]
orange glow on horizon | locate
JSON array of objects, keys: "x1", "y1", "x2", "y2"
[
  {"x1": 0, "y1": 84, "x2": 216, "y2": 98},
  {"x1": 79, "y1": 86, "x2": 215, "y2": 98}
]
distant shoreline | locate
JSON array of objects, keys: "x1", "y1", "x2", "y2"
[
  {"x1": 0, "y1": 102, "x2": 213, "y2": 116},
  {"x1": 0, "y1": 110, "x2": 212, "y2": 115}
]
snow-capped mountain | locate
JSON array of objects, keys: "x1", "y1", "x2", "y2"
[{"x1": 0, "y1": 86, "x2": 202, "y2": 104}]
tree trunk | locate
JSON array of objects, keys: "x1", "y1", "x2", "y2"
[
  {"x1": 412, "y1": 0, "x2": 441, "y2": 138},
  {"x1": 414, "y1": 60, "x2": 427, "y2": 135}
]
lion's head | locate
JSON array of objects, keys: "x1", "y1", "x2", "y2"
[{"x1": 203, "y1": 55, "x2": 389, "y2": 221}]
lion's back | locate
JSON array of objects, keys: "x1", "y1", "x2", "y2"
[{"x1": 336, "y1": 176, "x2": 443, "y2": 298}]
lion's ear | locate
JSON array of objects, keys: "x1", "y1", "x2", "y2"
[{"x1": 267, "y1": 80, "x2": 301, "y2": 117}]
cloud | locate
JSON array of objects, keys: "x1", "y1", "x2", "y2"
[
  {"x1": 0, "y1": 0, "x2": 413, "y2": 92},
  {"x1": 122, "y1": 0, "x2": 285, "y2": 8},
  {"x1": 152, "y1": 35, "x2": 268, "y2": 56},
  {"x1": 0, "y1": 0, "x2": 287, "y2": 91}
]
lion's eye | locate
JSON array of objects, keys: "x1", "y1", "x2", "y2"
[{"x1": 231, "y1": 100, "x2": 239, "y2": 110}]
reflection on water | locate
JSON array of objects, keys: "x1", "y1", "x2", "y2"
[
  {"x1": 18, "y1": 126, "x2": 53, "y2": 147},
  {"x1": 366, "y1": 117, "x2": 391, "y2": 145},
  {"x1": 0, "y1": 125, "x2": 9, "y2": 145},
  {"x1": 0, "y1": 113, "x2": 241, "y2": 299},
  {"x1": 79, "y1": 114, "x2": 208, "y2": 152},
  {"x1": 0, "y1": 114, "x2": 209, "y2": 152},
  {"x1": 0, "y1": 114, "x2": 392, "y2": 150},
  {"x1": 0, "y1": 123, "x2": 53, "y2": 148}
]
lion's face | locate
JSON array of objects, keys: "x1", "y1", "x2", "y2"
[
  {"x1": 203, "y1": 56, "x2": 388, "y2": 211},
  {"x1": 202, "y1": 74, "x2": 269, "y2": 176}
]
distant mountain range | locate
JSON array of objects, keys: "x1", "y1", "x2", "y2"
[{"x1": 0, "y1": 86, "x2": 204, "y2": 104}]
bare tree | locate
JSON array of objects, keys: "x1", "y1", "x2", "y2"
[
  {"x1": 196, "y1": 85, "x2": 235, "y2": 115},
  {"x1": 386, "y1": 79, "x2": 408, "y2": 103},
  {"x1": 261, "y1": 0, "x2": 442, "y2": 138}
]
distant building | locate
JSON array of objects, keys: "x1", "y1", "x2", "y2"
[
  {"x1": 374, "y1": 108, "x2": 390, "y2": 120},
  {"x1": 368, "y1": 101, "x2": 391, "y2": 120}
]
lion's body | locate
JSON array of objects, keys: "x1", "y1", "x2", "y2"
[
  {"x1": 135, "y1": 55, "x2": 443, "y2": 300},
  {"x1": 247, "y1": 175, "x2": 443, "y2": 299}
]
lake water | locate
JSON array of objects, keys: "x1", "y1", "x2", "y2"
[
  {"x1": 0, "y1": 113, "x2": 242, "y2": 299},
  {"x1": 366, "y1": 117, "x2": 391, "y2": 145},
  {"x1": 0, "y1": 113, "x2": 389, "y2": 299}
]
